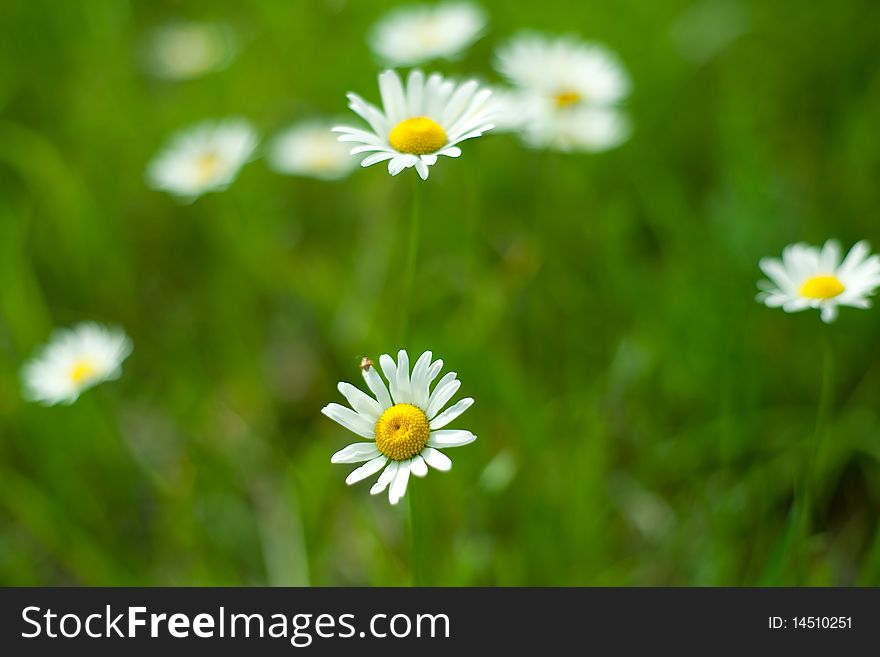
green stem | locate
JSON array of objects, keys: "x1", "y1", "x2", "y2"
[
  {"x1": 795, "y1": 325, "x2": 834, "y2": 582},
  {"x1": 407, "y1": 482, "x2": 426, "y2": 586},
  {"x1": 400, "y1": 176, "x2": 425, "y2": 586},
  {"x1": 400, "y1": 177, "x2": 421, "y2": 345}
]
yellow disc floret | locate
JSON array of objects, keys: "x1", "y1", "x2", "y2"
[
  {"x1": 800, "y1": 274, "x2": 845, "y2": 300},
  {"x1": 388, "y1": 116, "x2": 447, "y2": 155},
  {"x1": 195, "y1": 151, "x2": 220, "y2": 183},
  {"x1": 375, "y1": 403, "x2": 430, "y2": 461},
  {"x1": 554, "y1": 90, "x2": 583, "y2": 108},
  {"x1": 70, "y1": 359, "x2": 98, "y2": 385}
]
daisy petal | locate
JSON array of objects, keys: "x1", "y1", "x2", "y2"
[
  {"x1": 371, "y1": 461, "x2": 399, "y2": 495},
  {"x1": 429, "y1": 397, "x2": 474, "y2": 429},
  {"x1": 395, "y1": 350, "x2": 412, "y2": 403},
  {"x1": 346, "y1": 455, "x2": 388, "y2": 485},
  {"x1": 322, "y1": 403, "x2": 375, "y2": 439},
  {"x1": 411, "y1": 454, "x2": 428, "y2": 477},
  {"x1": 379, "y1": 353, "x2": 398, "y2": 400},
  {"x1": 338, "y1": 382, "x2": 382, "y2": 420},
  {"x1": 361, "y1": 151, "x2": 396, "y2": 167},
  {"x1": 331, "y1": 442, "x2": 381, "y2": 464},
  {"x1": 421, "y1": 447, "x2": 452, "y2": 472},
  {"x1": 427, "y1": 376, "x2": 461, "y2": 418},
  {"x1": 410, "y1": 351, "x2": 433, "y2": 410},
  {"x1": 428, "y1": 429, "x2": 477, "y2": 448},
  {"x1": 363, "y1": 366, "x2": 393, "y2": 410},
  {"x1": 389, "y1": 459, "x2": 411, "y2": 505}
]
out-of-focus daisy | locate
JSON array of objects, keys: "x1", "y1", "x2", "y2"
[
  {"x1": 268, "y1": 121, "x2": 358, "y2": 181},
  {"x1": 21, "y1": 323, "x2": 132, "y2": 405},
  {"x1": 495, "y1": 33, "x2": 631, "y2": 152},
  {"x1": 333, "y1": 69, "x2": 495, "y2": 180},
  {"x1": 757, "y1": 240, "x2": 880, "y2": 323},
  {"x1": 143, "y1": 21, "x2": 237, "y2": 80},
  {"x1": 323, "y1": 350, "x2": 476, "y2": 505},
  {"x1": 483, "y1": 86, "x2": 532, "y2": 133},
  {"x1": 147, "y1": 119, "x2": 258, "y2": 201},
  {"x1": 369, "y1": 2, "x2": 487, "y2": 67}
]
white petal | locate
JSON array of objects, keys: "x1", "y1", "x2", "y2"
[
  {"x1": 362, "y1": 366, "x2": 393, "y2": 410},
  {"x1": 426, "y1": 359, "x2": 444, "y2": 387},
  {"x1": 758, "y1": 258, "x2": 793, "y2": 291},
  {"x1": 837, "y1": 241, "x2": 871, "y2": 278},
  {"x1": 379, "y1": 70, "x2": 407, "y2": 124},
  {"x1": 331, "y1": 442, "x2": 381, "y2": 464},
  {"x1": 322, "y1": 403, "x2": 375, "y2": 439},
  {"x1": 411, "y1": 454, "x2": 428, "y2": 477},
  {"x1": 389, "y1": 156, "x2": 408, "y2": 176},
  {"x1": 333, "y1": 126, "x2": 383, "y2": 144},
  {"x1": 442, "y1": 80, "x2": 478, "y2": 126},
  {"x1": 821, "y1": 304, "x2": 838, "y2": 323},
  {"x1": 819, "y1": 239, "x2": 842, "y2": 272},
  {"x1": 427, "y1": 377, "x2": 461, "y2": 418},
  {"x1": 415, "y1": 160, "x2": 429, "y2": 179},
  {"x1": 338, "y1": 382, "x2": 382, "y2": 420},
  {"x1": 379, "y1": 353, "x2": 398, "y2": 400},
  {"x1": 406, "y1": 69, "x2": 425, "y2": 115},
  {"x1": 350, "y1": 144, "x2": 389, "y2": 155},
  {"x1": 438, "y1": 147, "x2": 461, "y2": 158},
  {"x1": 371, "y1": 461, "x2": 398, "y2": 495},
  {"x1": 409, "y1": 351, "x2": 433, "y2": 410},
  {"x1": 345, "y1": 456, "x2": 388, "y2": 485},
  {"x1": 429, "y1": 398, "x2": 474, "y2": 429},
  {"x1": 361, "y1": 151, "x2": 396, "y2": 167},
  {"x1": 395, "y1": 350, "x2": 412, "y2": 403},
  {"x1": 428, "y1": 429, "x2": 477, "y2": 448},
  {"x1": 421, "y1": 447, "x2": 452, "y2": 472},
  {"x1": 388, "y1": 459, "x2": 411, "y2": 505}
]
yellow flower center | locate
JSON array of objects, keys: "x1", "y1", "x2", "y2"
[
  {"x1": 374, "y1": 403, "x2": 430, "y2": 461},
  {"x1": 70, "y1": 359, "x2": 98, "y2": 385},
  {"x1": 195, "y1": 151, "x2": 220, "y2": 183},
  {"x1": 415, "y1": 22, "x2": 441, "y2": 47},
  {"x1": 800, "y1": 274, "x2": 845, "y2": 300},
  {"x1": 388, "y1": 116, "x2": 447, "y2": 155},
  {"x1": 554, "y1": 90, "x2": 583, "y2": 108}
]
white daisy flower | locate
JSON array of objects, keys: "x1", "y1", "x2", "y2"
[
  {"x1": 147, "y1": 118, "x2": 259, "y2": 201},
  {"x1": 21, "y1": 323, "x2": 133, "y2": 405},
  {"x1": 757, "y1": 240, "x2": 880, "y2": 323},
  {"x1": 268, "y1": 120, "x2": 358, "y2": 181},
  {"x1": 495, "y1": 33, "x2": 631, "y2": 152},
  {"x1": 333, "y1": 69, "x2": 495, "y2": 180},
  {"x1": 143, "y1": 21, "x2": 237, "y2": 81},
  {"x1": 369, "y1": 2, "x2": 487, "y2": 67},
  {"x1": 323, "y1": 350, "x2": 476, "y2": 505}
]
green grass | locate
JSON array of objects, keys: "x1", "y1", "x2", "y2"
[{"x1": 2, "y1": 0, "x2": 880, "y2": 585}]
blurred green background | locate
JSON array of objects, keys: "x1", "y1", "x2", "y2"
[{"x1": 2, "y1": 0, "x2": 880, "y2": 586}]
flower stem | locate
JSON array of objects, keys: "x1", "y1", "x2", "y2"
[
  {"x1": 407, "y1": 484, "x2": 425, "y2": 586},
  {"x1": 400, "y1": 176, "x2": 421, "y2": 345},
  {"x1": 796, "y1": 325, "x2": 834, "y2": 582}
]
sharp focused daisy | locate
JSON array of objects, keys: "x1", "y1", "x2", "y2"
[
  {"x1": 21, "y1": 323, "x2": 132, "y2": 405},
  {"x1": 494, "y1": 33, "x2": 631, "y2": 152},
  {"x1": 268, "y1": 120, "x2": 358, "y2": 181},
  {"x1": 323, "y1": 350, "x2": 476, "y2": 505},
  {"x1": 757, "y1": 240, "x2": 880, "y2": 323},
  {"x1": 333, "y1": 69, "x2": 495, "y2": 180},
  {"x1": 369, "y1": 2, "x2": 487, "y2": 67},
  {"x1": 147, "y1": 118, "x2": 259, "y2": 201},
  {"x1": 143, "y1": 21, "x2": 237, "y2": 80}
]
